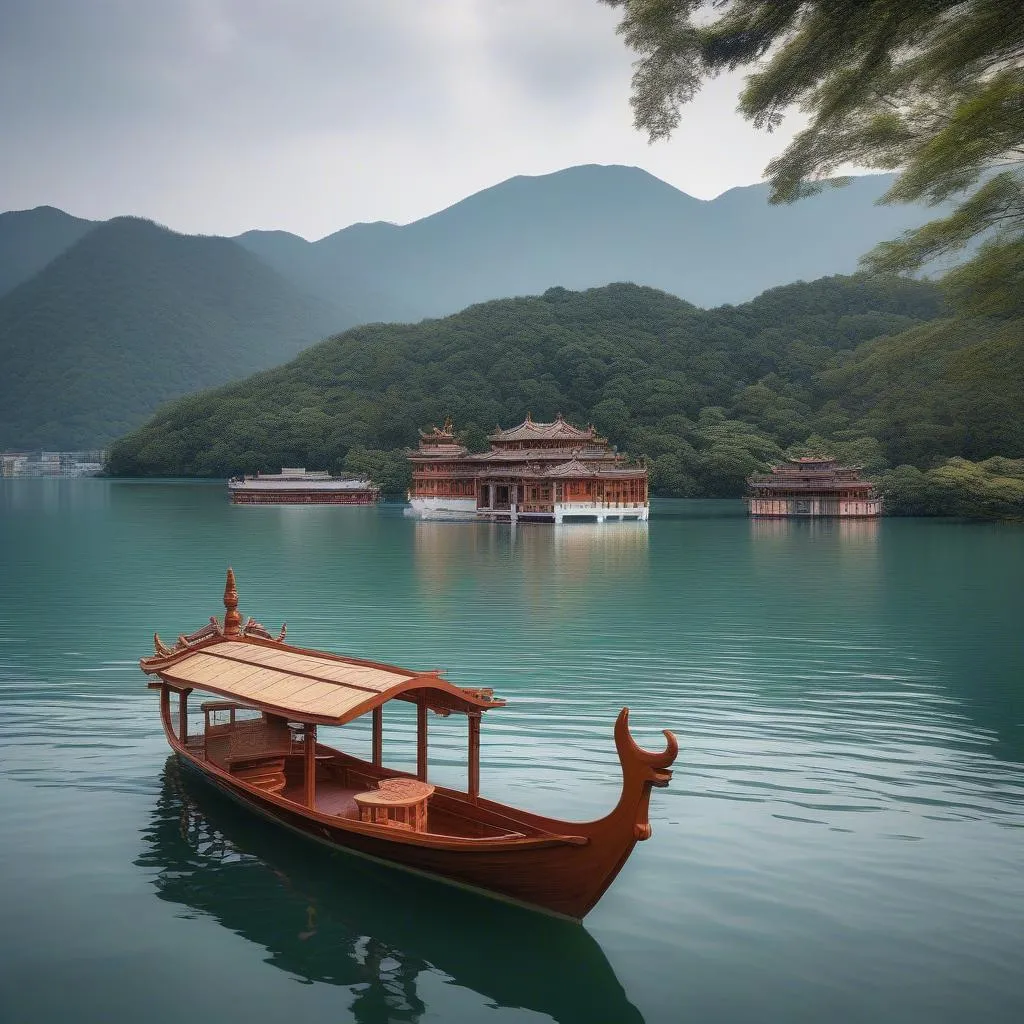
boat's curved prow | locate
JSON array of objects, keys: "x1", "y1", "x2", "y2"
[
  {"x1": 614, "y1": 708, "x2": 677, "y2": 780},
  {"x1": 611, "y1": 707, "x2": 678, "y2": 840}
]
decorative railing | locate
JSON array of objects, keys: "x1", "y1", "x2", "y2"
[{"x1": 747, "y1": 477, "x2": 875, "y2": 491}]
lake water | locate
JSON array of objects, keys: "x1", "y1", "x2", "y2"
[{"x1": 1, "y1": 480, "x2": 1022, "y2": 1024}]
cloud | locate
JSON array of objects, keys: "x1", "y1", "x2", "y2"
[{"x1": 0, "y1": 0, "x2": 803, "y2": 237}]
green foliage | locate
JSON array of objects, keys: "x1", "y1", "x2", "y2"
[
  {"x1": 815, "y1": 315, "x2": 1024, "y2": 466},
  {"x1": 343, "y1": 447, "x2": 410, "y2": 496},
  {"x1": 603, "y1": 0, "x2": 1024, "y2": 315},
  {"x1": 109, "y1": 275, "x2": 968, "y2": 497},
  {"x1": 877, "y1": 457, "x2": 1024, "y2": 518}
]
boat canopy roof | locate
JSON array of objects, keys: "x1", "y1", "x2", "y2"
[{"x1": 140, "y1": 570, "x2": 503, "y2": 726}]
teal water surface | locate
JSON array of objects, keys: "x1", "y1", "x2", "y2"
[{"x1": 0, "y1": 480, "x2": 1022, "y2": 1024}]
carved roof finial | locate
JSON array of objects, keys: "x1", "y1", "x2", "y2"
[
  {"x1": 223, "y1": 567, "x2": 242, "y2": 637},
  {"x1": 442, "y1": 415, "x2": 454, "y2": 434},
  {"x1": 526, "y1": 411, "x2": 533, "y2": 423}
]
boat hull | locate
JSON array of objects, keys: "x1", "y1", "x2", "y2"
[
  {"x1": 229, "y1": 489, "x2": 379, "y2": 505},
  {"x1": 173, "y1": 748, "x2": 597, "y2": 918},
  {"x1": 405, "y1": 496, "x2": 478, "y2": 519},
  {"x1": 162, "y1": 708, "x2": 675, "y2": 920}
]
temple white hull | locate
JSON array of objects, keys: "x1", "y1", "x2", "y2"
[
  {"x1": 406, "y1": 497, "x2": 478, "y2": 520},
  {"x1": 553, "y1": 502, "x2": 649, "y2": 523},
  {"x1": 475, "y1": 501, "x2": 650, "y2": 523},
  {"x1": 747, "y1": 497, "x2": 882, "y2": 517}
]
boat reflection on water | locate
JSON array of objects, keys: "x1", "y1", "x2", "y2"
[{"x1": 139, "y1": 758, "x2": 644, "y2": 1024}]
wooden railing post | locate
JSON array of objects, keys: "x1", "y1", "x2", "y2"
[
  {"x1": 304, "y1": 723, "x2": 317, "y2": 808},
  {"x1": 467, "y1": 711, "x2": 481, "y2": 803},
  {"x1": 372, "y1": 706, "x2": 383, "y2": 768},
  {"x1": 416, "y1": 698, "x2": 428, "y2": 781}
]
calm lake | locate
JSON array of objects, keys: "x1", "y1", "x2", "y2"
[{"x1": 1, "y1": 480, "x2": 1022, "y2": 1024}]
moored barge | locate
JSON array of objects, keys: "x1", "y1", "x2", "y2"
[
  {"x1": 747, "y1": 456, "x2": 882, "y2": 517},
  {"x1": 229, "y1": 468, "x2": 380, "y2": 505}
]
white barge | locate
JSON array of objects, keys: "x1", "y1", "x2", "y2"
[{"x1": 228, "y1": 468, "x2": 380, "y2": 505}]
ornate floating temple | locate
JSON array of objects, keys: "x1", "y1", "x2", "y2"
[
  {"x1": 746, "y1": 456, "x2": 882, "y2": 517},
  {"x1": 228, "y1": 468, "x2": 380, "y2": 505},
  {"x1": 407, "y1": 415, "x2": 649, "y2": 523}
]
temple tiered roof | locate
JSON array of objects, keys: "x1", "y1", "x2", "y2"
[
  {"x1": 541, "y1": 459, "x2": 642, "y2": 478},
  {"x1": 468, "y1": 445, "x2": 612, "y2": 463},
  {"x1": 488, "y1": 413, "x2": 600, "y2": 444},
  {"x1": 414, "y1": 417, "x2": 468, "y2": 457}
]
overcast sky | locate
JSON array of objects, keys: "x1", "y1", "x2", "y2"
[{"x1": 0, "y1": 0, "x2": 805, "y2": 239}]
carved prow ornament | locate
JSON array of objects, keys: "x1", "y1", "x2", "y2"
[
  {"x1": 223, "y1": 567, "x2": 242, "y2": 636},
  {"x1": 611, "y1": 707, "x2": 678, "y2": 841},
  {"x1": 144, "y1": 569, "x2": 286, "y2": 666}
]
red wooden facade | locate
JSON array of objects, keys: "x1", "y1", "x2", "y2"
[
  {"x1": 408, "y1": 416, "x2": 648, "y2": 522},
  {"x1": 747, "y1": 457, "x2": 882, "y2": 517}
]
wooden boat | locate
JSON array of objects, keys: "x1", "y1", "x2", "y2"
[{"x1": 140, "y1": 569, "x2": 678, "y2": 920}]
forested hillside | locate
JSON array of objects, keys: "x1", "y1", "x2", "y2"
[
  {"x1": 0, "y1": 218, "x2": 350, "y2": 448},
  {"x1": 0, "y1": 164, "x2": 967, "y2": 451},
  {"x1": 107, "y1": 274, "x2": 1008, "y2": 499}
]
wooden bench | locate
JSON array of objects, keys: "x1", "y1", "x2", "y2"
[
  {"x1": 354, "y1": 778, "x2": 435, "y2": 832},
  {"x1": 211, "y1": 713, "x2": 294, "y2": 794}
]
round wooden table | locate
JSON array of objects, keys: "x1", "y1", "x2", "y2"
[{"x1": 354, "y1": 778, "x2": 435, "y2": 832}]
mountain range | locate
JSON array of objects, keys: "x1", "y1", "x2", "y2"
[
  {"x1": 235, "y1": 164, "x2": 952, "y2": 321},
  {"x1": 0, "y1": 163, "x2": 959, "y2": 449},
  {"x1": 0, "y1": 217, "x2": 347, "y2": 448}
]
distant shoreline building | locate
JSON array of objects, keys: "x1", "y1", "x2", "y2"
[
  {"x1": 1, "y1": 451, "x2": 106, "y2": 477},
  {"x1": 228, "y1": 468, "x2": 380, "y2": 505},
  {"x1": 407, "y1": 415, "x2": 648, "y2": 523},
  {"x1": 746, "y1": 457, "x2": 882, "y2": 517}
]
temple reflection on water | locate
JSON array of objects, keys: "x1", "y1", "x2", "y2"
[
  {"x1": 749, "y1": 515, "x2": 881, "y2": 544},
  {"x1": 413, "y1": 519, "x2": 649, "y2": 592}
]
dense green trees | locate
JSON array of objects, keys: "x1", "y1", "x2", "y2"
[
  {"x1": 107, "y1": 274, "x2": 1024, "y2": 515},
  {"x1": 877, "y1": 458, "x2": 1024, "y2": 518},
  {"x1": 603, "y1": 0, "x2": 1024, "y2": 315},
  {"x1": 96, "y1": 274, "x2": 983, "y2": 494}
]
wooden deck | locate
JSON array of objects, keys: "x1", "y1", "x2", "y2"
[
  {"x1": 186, "y1": 740, "x2": 529, "y2": 840},
  {"x1": 280, "y1": 780, "x2": 361, "y2": 818}
]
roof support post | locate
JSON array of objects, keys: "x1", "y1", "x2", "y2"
[
  {"x1": 304, "y1": 723, "x2": 317, "y2": 808},
  {"x1": 159, "y1": 683, "x2": 171, "y2": 735},
  {"x1": 416, "y1": 697, "x2": 428, "y2": 782},
  {"x1": 372, "y1": 706, "x2": 383, "y2": 768},
  {"x1": 467, "y1": 711, "x2": 481, "y2": 804},
  {"x1": 178, "y1": 688, "x2": 192, "y2": 745}
]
